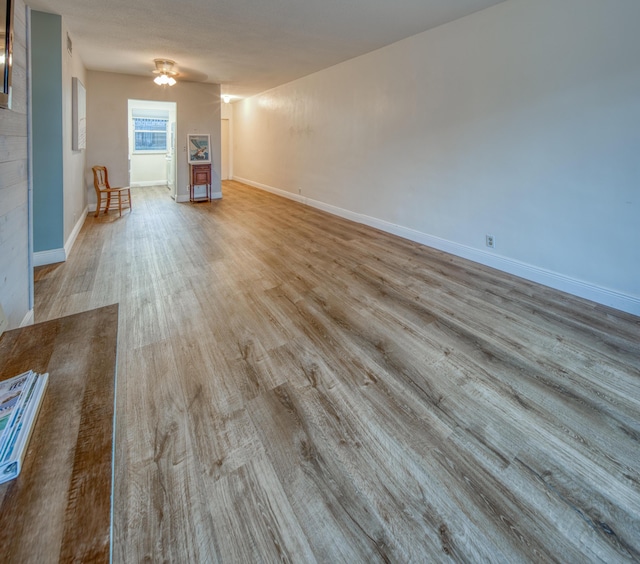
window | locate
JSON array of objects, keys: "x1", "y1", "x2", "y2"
[{"x1": 133, "y1": 117, "x2": 167, "y2": 152}]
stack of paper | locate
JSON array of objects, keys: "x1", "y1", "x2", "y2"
[{"x1": 0, "y1": 370, "x2": 49, "y2": 484}]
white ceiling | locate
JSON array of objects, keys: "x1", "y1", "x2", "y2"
[{"x1": 26, "y1": 0, "x2": 506, "y2": 99}]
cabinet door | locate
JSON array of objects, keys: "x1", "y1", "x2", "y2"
[{"x1": 192, "y1": 165, "x2": 211, "y2": 185}]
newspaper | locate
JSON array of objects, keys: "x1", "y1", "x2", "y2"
[
  {"x1": 0, "y1": 371, "x2": 36, "y2": 453},
  {"x1": 0, "y1": 371, "x2": 49, "y2": 484}
]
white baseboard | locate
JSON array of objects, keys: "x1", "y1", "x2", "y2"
[
  {"x1": 130, "y1": 181, "x2": 168, "y2": 187},
  {"x1": 33, "y1": 207, "x2": 89, "y2": 268},
  {"x1": 233, "y1": 176, "x2": 640, "y2": 316},
  {"x1": 20, "y1": 309, "x2": 34, "y2": 327},
  {"x1": 65, "y1": 206, "x2": 88, "y2": 258},
  {"x1": 175, "y1": 191, "x2": 222, "y2": 203},
  {"x1": 235, "y1": 177, "x2": 305, "y2": 206},
  {"x1": 33, "y1": 248, "x2": 66, "y2": 267}
]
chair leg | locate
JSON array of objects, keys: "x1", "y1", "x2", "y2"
[
  {"x1": 95, "y1": 195, "x2": 102, "y2": 217},
  {"x1": 118, "y1": 192, "x2": 122, "y2": 217},
  {"x1": 105, "y1": 193, "x2": 111, "y2": 214}
]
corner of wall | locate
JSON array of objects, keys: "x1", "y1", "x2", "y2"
[{"x1": 0, "y1": 0, "x2": 31, "y2": 329}]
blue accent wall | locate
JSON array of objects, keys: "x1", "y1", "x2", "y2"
[{"x1": 32, "y1": 11, "x2": 63, "y2": 252}]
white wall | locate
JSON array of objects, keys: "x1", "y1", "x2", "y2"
[
  {"x1": 61, "y1": 19, "x2": 87, "y2": 248},
  {"x1": 233, "y1": 0, "x2": 640, "y2": 315},
  {"x1": 86, "y1": 72, "x2": 221, "y2": 203},
  {"x1": 0, "y1": 0, "x2": 30, "y2": 328},
  {"x1": 221, "y1": 102, "x2": 233, "y2": 179},
  {"x1": 130, "y1": 153, "x2": 167, "y2": 186},
  {"x1": 221, "y1": 104, "x2": 232, "y2": 120}
]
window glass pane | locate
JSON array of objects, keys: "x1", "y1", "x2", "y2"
[
  {"x1": 135, "y1": 118, "x2": 167, "y2": 131},
  {"x1": 135, "y1": 132, "x2": 167, "y2": 151},
  {"x1": 133, "y1": 118, "x2": 167, "y2": 151}
]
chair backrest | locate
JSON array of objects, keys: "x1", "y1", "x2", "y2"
[{"x1": 92, "y1": 166, "x2": 110, "y2": 194}]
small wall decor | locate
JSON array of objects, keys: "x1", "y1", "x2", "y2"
[
  {"x1": 72, "y1": 77, "x2": 86, "y2": 150},
  {"x1": 187, "y1": 134, "x2": 211, "y2": 164},
  {"x1": 0, "y1": 0, "x2": 15, "y2": 109}
]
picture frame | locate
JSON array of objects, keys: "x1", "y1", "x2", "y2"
[
  {"x1": 187, "y1": 134, "x2": 211, "y2": 164},
  {"x1": 0, "y1": 0, "x2": 15, "y2": 109},
  {"x1": 72, "y1": 77, "x2": 86, "y2": 150}
]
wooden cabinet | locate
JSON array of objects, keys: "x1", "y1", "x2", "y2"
[{"x1": 189, "y1": 163, "x2": 211, "y2": 202}]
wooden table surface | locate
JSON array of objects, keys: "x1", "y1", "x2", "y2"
[{"x1": 0, "y1": 304, "x2": 118, "y2": 563}]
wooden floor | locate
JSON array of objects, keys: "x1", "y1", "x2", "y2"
[{"x1": 35, "y1": 182, "x2": 640, "y2": 563}]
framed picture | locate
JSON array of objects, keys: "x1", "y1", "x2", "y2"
[
  {"x1": 72, "y1": 77, "x2": 86, "y2": 150},
  {"x1": 0, "y1": 0, "x2": 14, "y2": 109},
  {"x1": 187, "y1": 134, "x2": 211, "y2": 164}
]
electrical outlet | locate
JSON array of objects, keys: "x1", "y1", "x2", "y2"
[{"x1": 486, "y1": 234, "x2": 495, "y2": 248}]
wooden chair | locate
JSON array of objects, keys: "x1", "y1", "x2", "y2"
[{"x1": 92, "y1": 166, "x2": 132, "y2": 218}]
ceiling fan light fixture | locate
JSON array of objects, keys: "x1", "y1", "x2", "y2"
[
  {"x1": 154, "y1": 74, "x2": 176, "y2": 86},
  {"x1": 153, "y1": 59, "x2": 178, "y2": 86}
]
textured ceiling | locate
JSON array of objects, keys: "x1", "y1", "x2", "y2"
[{"x1": 26, "y1": 0, "x2": 506, "y2": 99}]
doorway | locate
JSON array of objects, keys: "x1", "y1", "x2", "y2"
[
  {"x1": 221, "y1": 118, "x2": 230, "y2": 180},
  {"x1": 127, "y1": 100, "x2": 177, "y2": 195}
]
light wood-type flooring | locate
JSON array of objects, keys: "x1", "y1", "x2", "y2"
[{"x1": 34, "y1": 182, "x2": 640, "y2": 563}]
